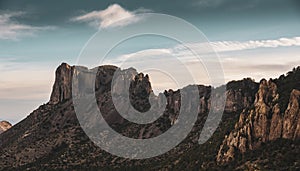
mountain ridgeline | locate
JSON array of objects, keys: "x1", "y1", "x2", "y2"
[{"x1": 0, "y1": 63, "x2": 299, "y2": 170}]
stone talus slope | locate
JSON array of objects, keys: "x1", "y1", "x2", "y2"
[{"x1": 217, "y1": 79, "x2": 300, "y2": 163}]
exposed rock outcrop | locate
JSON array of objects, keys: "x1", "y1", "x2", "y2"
[
  {"x1": 0, "y1": 121, "x2": 12, "y2": 134},
  {"x1": 217, "y1": 79, "x2": 300, "y2": 164},
  {"x1": 224, "y1": 78, "x2": 258, "y2": 113},
  {"x1": 49, "y1": 63, "x2": 74, "y2": 104}
]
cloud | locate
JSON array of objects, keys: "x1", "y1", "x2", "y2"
[
  {"x1": 116, "y1": 48, "x2": 172, "y2": 62},
  {"x1": 196, "y1": 0, "x2": 224, "y2": 8},
  {"x1": 107, "y1": 37, "x2": 300, "y2": 67},
  {"x1": 210, "y1": 37, "x2": 300, "y2": 52},
  {"x1": 195, "y1": 0, "x2": 259, "y2": 10},
  {"x1": 72, "y1": 4, "x2": 147, "y2": 29},
  {"x1": 170, "y1": 37, "x2": 300, "y2": 56},
  {"x1": 0, "y1": 11, "x2": 54, "y2": 40}
]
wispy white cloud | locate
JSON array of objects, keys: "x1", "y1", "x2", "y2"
[
  {"x1": 117, "y1": 48, "x2": 172, "y2": 62},
  {"x1": 72, "y1": 4, "x2": 148, "y2": 29},
  {"x1": 195, "y1": 0, "x2": 259, "y2": 10},
  {"x1": 0, "y1": 11, "x2": 54, "y2": 40},
  {"x1": 172, "y1": 37, "x2": 300, "y2": 54},
  {"x1": 196, "y1": 0, "x2": 224, "y2": 8},
  {"x1": 210, "y1": 37, "x2": 300, "y2": 52},
  {"x1": 109, "y1": 37, "x2": 300, "y2": 64}
]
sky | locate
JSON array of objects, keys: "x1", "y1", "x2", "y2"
[{"x1": 0, "y1": 0, "x2": 300, "y2": 124}]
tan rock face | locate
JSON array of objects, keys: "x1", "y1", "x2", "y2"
[
  {"x1": 0, "y1": 121, "x2": 12, "y2": 134},
  {"x1": 217, "y1": 79, "x2": 300, "y2": 164},
  {"x1": 269, "y1": 104, "x2": 283, "y2": 141},
  {"x1": 282, "y1": 89, "x2": 300, "y2": 140},
  {"x1": 252, "y1": 80, "x2": 278, "y2": 142}
]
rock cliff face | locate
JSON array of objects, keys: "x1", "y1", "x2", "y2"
[
  {"x1": 49, "y1": 63, "x2": 153, "y2": 105},
  {"x1": 217, "y1": 78, "x2": 300, "y2": 163},
  {"x1": 0, "y1": 121, "x2": 11, "y2": 134},
  {"x1": 49, "y1": 63, "x2": 74, "y2": 104}
]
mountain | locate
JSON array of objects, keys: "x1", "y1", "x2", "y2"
[
  {"x1": 0, "y1": 121, "x2": 12, "y2": 134},
  {"x1": 0, "y1": 63, "x2": 299, "y2": 170}
]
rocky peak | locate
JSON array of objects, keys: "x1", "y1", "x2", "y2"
[
  {"x1": 130, "y1": 72, "x2": 152, "y2": 98},
  {"x1": 255, "y1": 79, "x2": 278, "y2": 106},
  {"x1": 0, "y1": 121, "x2": 12, "y2": 134},
  {"x1": 49, "y1": 63, "x2": 74, "y2": 104},
  {"x1": 49, "y1": 63, "x2": 120, "y2": 104},
  {"x1": 49, "y1": 63, "x2": 154, "y2": 106},
  {"x1": 224, "y1": 78, "x2": 259, "y2": 113},
  {"x1": 129, "y1": 73, "x2": 153, "y2": 112}
]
